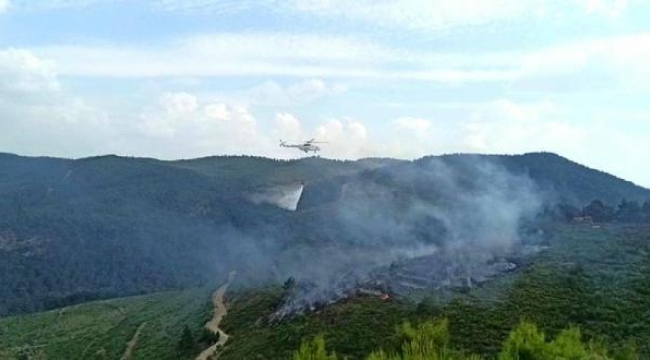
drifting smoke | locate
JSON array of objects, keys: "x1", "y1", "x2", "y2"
[
  {"x1": 249, "y1": 183, "x2": 304, "y2": 211},
  {"x1": 208, "y1": 156, "x2": 544, "y2": 319},
  {"x1": 264, "y1": 156, "x2": 543, "y2": 316}
]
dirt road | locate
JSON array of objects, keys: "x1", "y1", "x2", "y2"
[
  {"x1": 196, "y1": 272, "x2": 236, "y2": 360},
  {"x1": 121, "y1": 322, "x2": 146, "y2": 360}
]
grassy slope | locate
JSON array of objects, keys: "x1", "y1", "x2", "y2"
[
  {"x1": 0, "y1": 288, "x2": 212, "y2": 360},
  {"x1": 2, "y1": 224, "x2": 649, "y2": 359},
  {"x1": 219, "y1": 223, "x2": 650, "y2": 359}
]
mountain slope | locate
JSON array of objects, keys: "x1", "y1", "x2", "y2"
[
  {"x1": 0, "y1": 152, "x2": 648, "y2": 317},
  {"x1": 491, "y1": 152, "x2": 648, "y2": 205}
]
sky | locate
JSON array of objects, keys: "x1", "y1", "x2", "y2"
[{"x1": 1, "y1": 0, "x2": 649, "y2": 187}]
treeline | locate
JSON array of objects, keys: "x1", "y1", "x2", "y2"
[
  {"x1": 548, "y1": 199, "x2": 650, "y2": 223},
  {"x1": 294, "y1": 319, "x2": 637, "y2": 360}
]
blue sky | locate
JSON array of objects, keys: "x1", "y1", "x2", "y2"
[{"x1": 1, "y1": 0, "x2": 649, "y2": 187}]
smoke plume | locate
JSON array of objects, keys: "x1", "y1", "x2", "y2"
[{"x1": 232, "y1": 156, "x2": 544, "y2": 317}]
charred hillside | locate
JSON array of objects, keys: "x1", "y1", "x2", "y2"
[{"x1": 0, "y1": 152, "x2": 648, "y2": 317}]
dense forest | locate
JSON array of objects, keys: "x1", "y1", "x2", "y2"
[{"x1": 1, "y1": 152, "x2": 649, "y2": 317}]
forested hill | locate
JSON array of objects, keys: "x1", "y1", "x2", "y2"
[
  {"x1": 0, "y1": 151, "x2": 648, "y2": 317},
  {"x1": 484, "y1": 152, "x2": 649, "y2": 205}
]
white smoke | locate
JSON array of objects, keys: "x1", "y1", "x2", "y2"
[
  {"x1": 250, "y1": 183, "x2": 304, "y2": 211},
  {"x1": 270, "y1": 156, "x2": 544, "y2": 317}
]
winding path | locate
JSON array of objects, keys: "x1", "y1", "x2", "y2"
[
  {"x1": 196, "y1": 271, "x2": 236, "y2": 360},
  {"x1": 121, "y1": 322, "x2": 146, "y2": 360}
]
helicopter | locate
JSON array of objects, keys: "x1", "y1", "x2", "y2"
[{"x1": 279, "y1": 139, "x2": 328, "y2": 154}]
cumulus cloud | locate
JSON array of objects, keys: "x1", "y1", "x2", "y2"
[
  {"x1": 0, "y1": 49, "x2": 116, "y2": 157},
  {"x1": 0, "y1": 49, "x2": 59, "y2": 95},
  {"x1": 161, "y1": 92, "x2": 199, "y2": 114},
  {"x1": 0, "y1": 0, "x2": 9, "y2": 13},
  {"x1": 460, "y1": 100, "x2": 576, "y2": 153},
  {"x1": 136, "y1": 92, "x2": 262, "y2": 157},
  {"x1": 269, "y1": 114, "x2": 374, "y2": 159},
  {"x1": 311, "y1": 118, "x2": 371, "y2": 158},
  {"x1": 274, "y1": 113, "x2": 302, "y2": 141},
  {"x1": 381, "y1": 99, "x2": 574, "y2": 158}
]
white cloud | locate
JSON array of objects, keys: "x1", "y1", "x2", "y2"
[
  {"x1": 0, "y1": 49, "x2": 116, "y2": 157},
  {"x1": 579, "y1": 0, "x2": 628, "y2": 18},
  {"x1": 274, "y1": 113, "x2": 302, "y2": 140},
  {"x1": 249, "y1": 79, "x2": 347, "y2": 106},
  {"x1": 0, "y1": 50, "x2": 369, "y2": 161},
  {"x1": 384, "y1": 104, "x2": 578, "y2": 159},
  {"x1": 456, "y1": 102, "x2": 650, "y2": 187},
  {"x1": 287, "y1": 0, "x2": 537, "y2": 31},
  {"x1": 32, "y1": 33, "x2": 398, "y2": 78},
  {"x1": 2, "y1": 52, "x2": 649, "y2": 187},
  {"x1": 313, "y1": 118, "x2": 371, "y2": 158},
  {"x1": 28, "y1": 32, "x2": 529, "y2": 83},
  {"x1": 135, "y1": 102, "x2": 378, "y2": 160},
  {"x1": 0, "y1": 0, "x2": 9, "y2": 12},
  {"x1": 22, "y1": 33, "x2": 496, "y2": 81},
  {"x1": 161, "y1": 92, "x2": 199, "y2": 114},
  {"x1": 154, "y1": 93, "x2": 256, "y2": 135},
  {"x1": 137, "y1": 92, "x2": 263, "y2": 158},
  {"x1": 289, "y1": 0, "x2": 634, "y2": 29},
  {"x1": 0, "y1": 49, "x2": 59, "y2": 95},
  {"x1": 150, "y1": 0, "x2": 634, "y2": 30},
  {"x1": 374, "y1": 99, "x2": 650, "y2": 187},
  {"x1": 394, "y1": 117, "x2": 432, "y2": 134},
  {"x1": 460, "y1": 100, "x2": 575, "y2": 153},
  {"x1": 27, "y1": 30, "x2": 650, "y2": 92},
  {"x1": 517, "y1": 33, "x2": 650, "y2": 84},
  {"x1": 347, "y1": 121, "x2": 368, "y2": 140},
  {"x1": 269, "y1": 113, "x2": 372, "y2": 158}
]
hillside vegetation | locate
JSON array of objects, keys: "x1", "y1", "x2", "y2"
[
  {"x1": 0, "y1": 288, "x2": 212, "y2": 360},
  {"x1": 218, "y1": 224, "x2": 650, "y2": 359},
  {"x1": 295, "y1": 319, "x2": 637, "y2": 360},
  {"x1": 1, "y1": 152, "x2": 649, "y2": 318},
  {"x1": 2, "y1": 224, "x2": 649, "y2": 359}
]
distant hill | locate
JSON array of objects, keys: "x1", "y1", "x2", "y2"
[
  {"x1": 0, "y1": 152, "x2": 648, "y2": 317},
  {"x1": 299, "y1": 152, "x2": 650, "y2": 210},
  {"x1": 486, "y1": 152, "x2": 649, "y2": 205}
]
